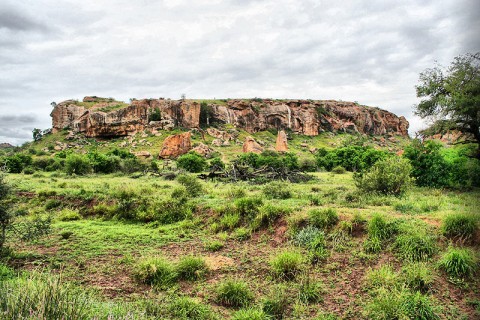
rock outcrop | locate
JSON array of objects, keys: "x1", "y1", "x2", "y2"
[
  {"x1": 243, "y1": 136, "x2": 263, "y2": 153},
  {"x1": 159, "y1": 132, "x2": 192, "y2": 159},
  {"x1": 275, "y1": 130, "x2": 288, "y2": 152},
  {"x1": 51, "y1": 97, "x2": 409, "y2": 138}
]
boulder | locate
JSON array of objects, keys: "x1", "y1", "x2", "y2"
[
  {"x1": 192, "y1": 143, "x2": 214, "y2": 157},
  {"x1": 275, "y1": 130, "x2": 288, "y2": 152},
  {"x1": 242, "y1": 136, "x2": 263, "y2": 153},
  {"x1": 134, "y1": 151, "x2": 152, "y2": 158},
  {"x1": 211, "y1": 139, "x2": 223, "y2": 147},
  {"x1": 159, "y1": 132, "x2": 192, "y2": 159}
]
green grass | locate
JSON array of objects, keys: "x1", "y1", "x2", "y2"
[
  {"x1": 438, "y1": 247, "x2": 477, "y2": 279},
  {"x1": 270, "y1": 250, "x2": 304, "y2": 280},
  {"x1": 215, "y1": 279, "x2": 254, "y2": 308}
]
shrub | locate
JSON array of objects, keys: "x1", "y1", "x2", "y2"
[
  {"x1": 168, "y1": 296, "x2": 214, "y2": 320},
  {"x1": 209, "y1": 157, "x2": 225, "y2": 172},
  {"x1": 401, "y1": 262, "x2": 434, "y2": 292},
  {"x1": 270, "y1": 250, "x2": 304, "y2": 280},
  {"x1": 177, "y1": 152, "x2": 207, "y2": 173},
  {"x1": 365, "y1": 265, "x2": 400, "y2": 290},
  {"x1": 293, "y1": 226, "x2": 325, "y2": 248},
  {"x1": 354, "y1": 157, "x2": 413, "y2": 195},
  {"x1": 331, "y1": 166, "x2": 346, "y2": 174},
  {"x1": 235, "y1": 197, "x2": 263, "y2": 219},
  {"x1": 134, "y1": 257, "x2": 177, "y2": 288},
  {"x1": 315, "y1": 146, "x2": 388, "y2": 172},
  {"x1": 367, "y1": 214, "x2": 398, "y2": 241},
  {"x1": 438, "y1": 247, "x2": 477, "y2": 279},
  {"x1": 45, "y1": 199, "x2": 62, "y2": 210},
  {"x1": 215, "y1": 279, "x2": 254, "y2": 308},
  {"x1": 298, "y1": 277, "x2": 322, "y2": 303},
  {"x1": 148, "y1": 108, "x2": 161, "y2": 122},
  {"x1": 65, "y1": 154, "x2": 91, "y2": 175},
  {"x1": 395, "y1": 233, "x2": 436, "y2": 262},
  {"x1": 308, "y1": 208, "x2": 339, "y2": 230},
  {"x1": 441, "y1": 214, "x2": 477, "y2": 242},
  {"x1": 234, "y1": 227, "x2": 251, "y2": 241},
  {"x1": 401, "y1": 291, "x2": 439, "y2": 320},
  {"x1": 261, "y1": 289, "x2": 289, "y2": 319},
  {"x1": 262, "y1": 182, "x2": 292, "y2": 199},
  {"x1": 58, "y1": 209, "x2": 82, "y2": 221},
  {"x1": 220, "y1": 212, "x2": 241, "y2": 230},
  {"x1": 176, "y1": 256, "x2": 208, "y2": 281},
  {"x1": 5, "y1": 154, "x2": 32, "y2": 173},
  {"x1": 121, "y1": 157, "x2": 145, "y2": 173},
  {"x1": 155, "y1": 199, "x2": 193, "y2": 224},
  {"x1": 87, "y1": 152, "x2": 121, "y2": 173},
  {"x1": 232, "y1": 308, "x2": 270, "y2": 320},
  {"x1": 204, "y1": 240, "x2": 224, "y2": 252},
  {"x1": 252, "y1": 204, "x2": 290, "y2": 230},
  {"x1": 176, "y1": 174, "x2": 204, "y2": 197},
  {"x1": 0, "y1": 263, "x2": 15, "y2": 281}
]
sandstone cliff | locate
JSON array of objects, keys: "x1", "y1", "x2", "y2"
[{"x1": 51, "y1": 97, "x2": 408, "y2": 138}]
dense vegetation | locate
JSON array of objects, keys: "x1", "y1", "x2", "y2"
[{"x1": 0, "y1": 128, "x2": 479, "y2": 319}]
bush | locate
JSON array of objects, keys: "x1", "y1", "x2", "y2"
[
  {"x1": 262, "y1": 182, "x2": 292, "y2": 199},
  {"x1": 308, "y1": 208, "x2": 339, "y2": 230},
  {"x1": 209, "y1": 157, "x2": 225, "y2": 172},
  {"x1": 148, "y1": 108, "x2": 161, "y2": 122},
  {"x1": 270, "y1": 250, "x2": 304, "y2": 280},
  {"x1": 0, "y1": 263, "x2": 15, "y2": 281},
  {"x1": 134, "y1": 257, "x2": 177, "y2": 288},
  {"x1": 176, "y1": 174, "x2": 204, "y2": 197},
  {"x1": 441, "y1": 214, "x2": 477, "y2": 242},
  {"x1": 395, "y1": 233, "x2": 436, "y2": 262},
  {"x1": 354, "y1": 157, "x2": 413, "y2": 195},
  {"x1": 365, "y1": 265, "x2": 400, "y2": 290},
  {"x1": 155, "y1": 199, "x2": 193, "y2": 224},
  {"x1": 293, "y1": 226, "x2": 325, "y2": 248},
  {"x1": 261, "y1": 289, "x2": 289, "y2": 319},
  {"x1": 232, "y1": 308, "x2": 270, "y2": 320},
  {"x1": 315, "y1": 146, "x2": 388, "y2": 172},
  {"x1": 58, "y1": 209, "x2": 82, "y2": 221},
  {"x1": 331, "y1": 166, "x2": 346, "y2": 174},
  {"x1": 176, "y1": 256, "x2": 208, "y2": 281},
  {"x1": 204, "y1": 240, "x2": 224, "y2": 252},
  {"x1": 401, "y1": 291, "x2": 439, "y2": 320},
  {"x1": 177, "y1": 152, "x2": 207, "y2": 173},
  {"x1": 87, "y1": 152, "x2": 121, "y2": 173},
  {"x1": 367, "y1": 214, "x2": 398, "y2": 241},
  {"x1": 438, "y1": 247, "x2": 477, "y2": 279},
  {"x1": 252, "y1": 204, "x2": 290, "y2": 230},
  {"x1": 235, "y1": 197, "x2": 263, "y2": 219},
  {"x1": 65, "y1": 154, "x2": 91, "y2": 175},
  {"x1": 168, "y1": 296, "x2": 214, "y2": 320},
  {"x1": 215, "y1": 279, "x2": 254, "y2": 308},
  {"x1": 5, "y1": 154, "x2": 32, "y2": 173},
  {"x1": 220, "y1": 212, "x2": 241, "y2": 230},
  {"x1": 401, "y1": 262, "x2": 433, "y2": 292}
]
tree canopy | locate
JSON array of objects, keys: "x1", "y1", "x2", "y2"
[{"x1": 415, "y1": 52, "x2": 480, "y2": 157}]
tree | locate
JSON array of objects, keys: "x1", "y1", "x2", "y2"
[
  {"x1": 415, "y1": 52, "x2": 480, "y2": 158},
  {"x1": 32, "y1": 128, "x2": 43, "y2": 141}
]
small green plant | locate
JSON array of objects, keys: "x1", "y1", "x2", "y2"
[
  {"x1": 367, "y1": 214, "x2": 398, "y2": 241},
  {"x1": 176, "y1": 174, "x2": 204, "y2": 197},
  {"x1": 441, "y1": 213, "x2": 477, "y2": 242},
  {"x1": 298, "y1": 277, "x2": 322, "y2": 303},
  {"x1": 261, "y1": 288, "x2": 289, "y2": 319},
  {"x1": 167, "y1": 296, "x2": 214, "y2": 320},
  {"x1": 176, "y1": 256, "x2": 208, "y2": 281},
  {"x1": 234, "y1": 227, "x2": 251, "y2": 241},
  {"x1": 232, "y1": 308, "x2": 270, "y2": 320},
  {"x1": 308, "y1": 208, "x2": 339, "y2": 230},
  {"x1": 270, "y1": 250, "x2": 304, "y2": 280},
  {"x1": 60, "y1": 231, "x2": 74, "y2": 240},
  {"x1": 134, "y1": 257, "x2": 177, "y2": 288},
  {"x1": 331, "y1": 166, "x2": 346, "y2": 174},
  {"x1": 438, "y1": 247, "x2": 477, "y2": 279},
  {"x1": 220, "y1": 213, "x2": 241, "y2": 230},
  {"x1": 215, "y1": 279, "x2": 254, "y2": 308},
  {"x1": 0, "y1": 263, "x2": 15, "y2": 280},
  {"x1": 262, "y1": 182, "x2": 292, "y2": 199},
  {"x1": 365, "y1": 265, "x2": 400, "y2": 290},
  {"x1": 395, "y1": 233, "x2": 436, "y2": 262},
  {"x1": 58, "y1": 209, "x2": 82, "y2": 221},
  {"x1": 204, "y1": 240, "x2": 224, "y2": 252},
  {"x1": 401, "y1": 262, "x2": 434, "y2": 292},
  {"x1": 401, "y1": 291, "x2": 439, "y2": 320},
  {"x1": 235, "y1": 197, "x2": 263, "y2": 219},
  {"x1": 252, "y1": 204, "x2": 290, "y2": 230}
]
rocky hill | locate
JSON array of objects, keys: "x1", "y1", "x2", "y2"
[{"x1": 51, "y1": 96, "x2": 409, "y2": 138}]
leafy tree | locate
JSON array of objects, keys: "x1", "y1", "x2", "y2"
[
  {"x1": 415, "y1": 52, "x2": 480, "y2": 158},
  {"x1": 4, "y1": 154, "x2": 32, "y2": 173},
  {"x1": 176, "y1": 152, "x2": 207, "y2": 173},
  {"x1": 65, "y1": 154, "x2": 92, "y2": 175},
  {"x1": 32, "y1": 128, "x2": 43, "y2": 141},
  {"x1": 148, "y1": 108, "x2": 161, "y2": 122},
  {"x1": 200, "y1": 101, "x2": 214, "y2": 127}
]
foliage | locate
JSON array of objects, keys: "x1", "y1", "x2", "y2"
[
  {"x1": 177, "y1": 152, "x2": 207, "y2": 173},
  {"x1": 315, "y1": 146, "x2": 388, "y2": 172},
  {"x1": 215, "y1": 279, "x2": 254, "y2": 308},
  {"x1": 414, "y1": 52, "x2": 480, "y2": 158},
  {"x1": 176, "y1": 174, "x2": 204, "y2": 197},
  {"x1": 252, "y1": 204, "x2": 290, "y2": 230},
  {"x1": 134, "y1": 256, "x2": 177, "y2": 288},
  {"x1": 354, "y1": 156, "x2": 413, "y2": 195},
  {"x1": 403, "y1": 140, "x2": 450, "y2": 187},
  {"x1": 441, "y1": 213, "x2": 477, "y2": 242},
  {"x1": 235, "y1": 197, "x2": 263, "y2": 219},
  {"x1": 331, "y1": 165, "x2": 346, "y2": 174},
  {"x1": 87, "y1": 151, "x2": 121, "y2": 173},
  {"x1": 209, "y1": 157, "x2": 225, "y2": 171},
  {"x1": 298, "y1": 277, "x2": 322, "y2": 303},
  {"x1": 262, "y1": 181, "x2": 292, "y2": 199},
  {"x1": 261, "y1": 288, "x2": 289, "y2": 319},
  {"x1": 438, "y1": 247, "x2": 477, "y2": 279},
  {"x1": 176, "y1": 256, "x2": 208, "y2": 281},
  {"x1": 4, "y1": 153, "x2": 32, "y2": 173},
  {"x1": 402, "y1": 262, "x2": 434, "y2": 293},
  {"x1": 148, "y1": 108, "x2": 161, "y2": 122},
  {"x1": 365, "y1": 265, "x2": 400, "y2": 290},
  {"x1": 58, "y1": 209, "x2": 82, "y2": 221},
  {"x1": 394, "y1": 233, "x2": 436, "y2": 262},
  {"x1": 231, "y1": 308, "x2": 270, "y2": 320},
  {"x1": 401, "y1": 291, "x2": 440, "y2": 320},
  {"x1": 237, "y1": 151, "x2": 299, "y2": 171},
  {"x1": 168, "y1": 296, "x2": 214, "y2": 320},
  {"x1": 65, "y1": 154, "x2": 92, "y2": 175},
  {"x1": 200, "y1": 102, "x2": 214, "y2": 127},
  {"x1": 308, "y1": 208, "x2": 339, "y2": 230},
  {"x1": 270, "y1": 250, "x2": 304, "y2": 280}
]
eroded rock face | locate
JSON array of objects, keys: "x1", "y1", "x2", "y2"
[
  {"x1": 243, "y1": 136, "x2": 263, "y2": 153},
  {"x1": 275, "y1": 130, "x2": 288, "y2": 152},
  {"x1": 159, "y1": 132, "x2": 191, "y2": 159},
  {"x1": 51, "y1": 97, "x2": 409, "y2": 138},
  {"x1": 192, "y1": 143, "x2": 214, "y2": 157}
]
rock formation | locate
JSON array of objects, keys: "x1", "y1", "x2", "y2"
[
  {"x1": 243, "y1": 136, "x2": 263, "y2": 153},
  {"x1": 51, "y1": 97, "x2": 409, "y2": 138},
  {"x1": 159, "y1": 132, "x2": 192, "y2": 159},
  {"x1": 275, "y1": 130, "x2": 288, "y2": 152}
]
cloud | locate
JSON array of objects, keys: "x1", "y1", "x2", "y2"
[{"x1": 0, "y1": 0, "x2": 479, "y2": 144}]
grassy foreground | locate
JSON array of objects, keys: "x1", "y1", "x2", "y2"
[{"x1": 1, "y1": 171, "x2": 479, "y2": 319}]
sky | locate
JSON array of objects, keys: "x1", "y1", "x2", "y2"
[{"x1": 1, "y1": 0, "x2": 479, "y2": 145}]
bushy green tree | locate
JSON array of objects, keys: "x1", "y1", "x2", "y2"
[
  {"x1": 415, "y1": 52, "x2": 480, "y2": 158},
  {"x1": 176, "y1": 152, "x2": 207, "y2": 173},
  {"x1": 315, "y1": 146, "x2": 388, "y2": 172},
  {"x1": 4, "y1": 154, "x2": 32, "y2": 173},
  {"x1": 65, "y1": 154, "x2": 92, "y2": 175},
  {"x1": 87, "y1": 151, "x2": 121, "y2": 173}
]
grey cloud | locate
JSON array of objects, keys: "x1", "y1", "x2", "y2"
[{"x1": 0, "y1": 9, "x2": 47, "y2": 32}]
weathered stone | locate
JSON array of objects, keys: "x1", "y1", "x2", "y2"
[
  {"x1": 192, "y1": 143, "x2": 213, "y2": 157},
  {"x1": 134, "y1": 151, "x2": 151, "y2": 158},
  {"x1": 159, "y1": 132, "x2": 192, "y2": 159},
  {"x1": 275, "y1": 130, "x2": 288, "y2": 152},
  {"x1": 242, "y1": 136, "x2": 263, "y2": 153},
  {"x1": 207, "y1": 128, "x2": 232, "y2": 141},
  {"x1": 211, "y1": 139, "x2": 223, "y2": 147}
]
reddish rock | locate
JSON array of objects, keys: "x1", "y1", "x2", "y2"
[
  {"x1": 192, "y1": 143, "x2": 213, "y2": 157},
  {"x1": 242, "y1": 136, "x2": 263, "y2": 153},
  {"x1": 159, "y1": 132, "x2": 192, "y2": 159},
  {"x1": 134, "y1": 151, "x2": 152, "y2": 158},
  {"x1": 275, "y1": 130, "x2": 288, "y2": 152}
]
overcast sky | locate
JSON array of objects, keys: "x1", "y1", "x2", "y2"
[{"x1": 1, "y1": 0, "x2": 479, "y2": 145}]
